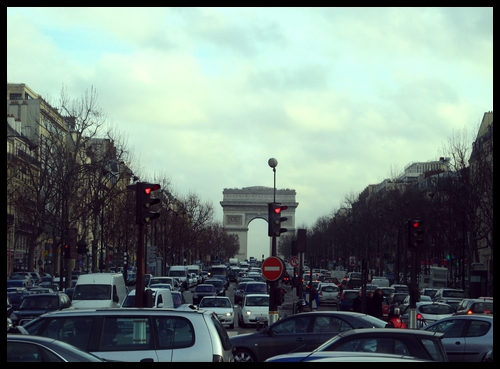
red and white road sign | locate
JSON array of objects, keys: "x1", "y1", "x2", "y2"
[
  {"x1": 261, "y1": 256, "x2": 285, "y2": 281},
  {"x1": 289, "y1": 256, "x2": 299, "y2": 267}
]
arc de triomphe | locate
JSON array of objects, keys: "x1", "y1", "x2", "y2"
[{"x1": 220, "y1": 186, "x2": 298, "y2": 261}]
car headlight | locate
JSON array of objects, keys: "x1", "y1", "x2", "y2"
[
  {"x1": 245, "y1": 310, "x2": 252, "y2": 317},
  {"x1": 225, "y1": 312, "x2": 233, "y2": 317}
]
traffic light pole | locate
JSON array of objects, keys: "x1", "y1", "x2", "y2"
[
  {"x1": 135, "y1": 223, "x2": 145, "y2": 307},
  {"x1": 269, "y1": 236, "x2": 279, "y2": 325}
]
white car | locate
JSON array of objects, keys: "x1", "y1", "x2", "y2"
[
  {"x1": 238, "y1": 294, "x2": 269, "y2": 328},
  {"x1": 198, "y1": 296, "x2": 235, "y2": 329},
  {"x1": 401, "y1": 302, "x2": 454, "y2": 328},
  {"x1": 317, "y1": 283, "x2": 340, "y2": 306}
]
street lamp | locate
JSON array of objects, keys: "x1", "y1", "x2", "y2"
[{"x1": 267, "y1": 158, "x2": 280, "y2": 325}]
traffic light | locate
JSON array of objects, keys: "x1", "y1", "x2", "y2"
[
  {"x1": 134, "y1": 182, "x2": 161, "y2": 225},
  {"x1": 408, "y1": 219, "x2": 424, "y2": 247},
  {"x1": 268, "y1": 202, "x2": 288, "y2": 237},
  {"x1": 63, "y1": 244, "x2": 70, "y2": 259}
]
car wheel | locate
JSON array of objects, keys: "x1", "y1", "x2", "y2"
[{"x1": 233, "y1": 348, "x2": 255, "y2": 362}]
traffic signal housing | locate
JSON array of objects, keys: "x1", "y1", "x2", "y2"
[
  {"x1": 268, "y1": 202, "x2": 288, "y2": 237},
  {"x1": 134, "y1": 182, "x2": 161, "y2": 225},
  {"x1": 63, "y1": 244, "x2": 70, "y2": 259},
  {"x1": 408, "y1": 219, "x2": 424, "y2": 247}
]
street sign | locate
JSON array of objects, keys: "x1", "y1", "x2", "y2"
[
  {"x1": 289, "y1": 256, "x2": 299, "y2": 267},
  {"x1": 261, "y1": 256, "x2": 284, "y2": 281}
]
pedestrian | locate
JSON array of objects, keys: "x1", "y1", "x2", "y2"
[
  {"x1": 351, "y1": 289, "x2": 362, "y2": 312},
  {"x1": 371, "y1": 288, "x2": 384, "y2": 319}
]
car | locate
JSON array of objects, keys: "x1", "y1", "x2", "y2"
[
  {"x1": 204, "y1": 278, "x2": 226, "y2": 297},
  {"x1": 391, "y1": 284, "x2": 410, "y2": 294},
  {"x1": 7, "y1": 334, "x2": 108, "y2": 362},
  {"x1": 233, "y1": 281, "x2": 249, "y2": 305},
  {"x1": 192, "y1": 284, "x2": 217, "y2": 305},
  {"x1": 237, "y1": 294, "x2": 269, "y2": 328},
  {"x1": 264, "y1": 328, "x2": 448, "y2": 362},
  {"x1": 170, "y1": 290, "x2": 187, "y2": 309},
  {"x1": 148, "y1": 276, "x2": 175, "y2": 290},
  {"x1": 337, "y1": 289, "x2": 359, "y2": 311},
  {"x1": 421, "y1": 314, "x2": 493, "y2": 362},
  {"x1": 388, "y1": 293, "x2": 408, "y2": 306},
  {"x1": 241, "y1": 281, "x2": 268, "y2": 300},
  {"x1": 10, "y1": 292, "x2": 73, "y2": 326},
  {"x1": 365, "y1": 283, "x2": 379, "y2": 292},
  {"x1": 400, "y1": 302, "x2": 454, "y2": 328},
  {"x1": 294, "y1": 352, "x2": 434, "y2": 362},
  {"x1": 379, "y1": 287, "x2": 396, "y2": 298},
  {"x1": 210, "y1": 275, "x2": 229, "y2": 289},
  {"x1": 230, "y1": 311, "x2": 388, "y2": 362},
  {"x1": 317, "y1": 283, "x2": 340, "y2": 307},
  {"x1": 454, "y1": 298, "x2": 493, "y2": 315},
  {"x1": 432, "y1": 288, "x2": 467, "y2": 311},
  {"x1": 7, "y1": 289, "x2": 31, "y2": 311},
  {"x1": 199, "y1": 296, "x2": 235, "y2": 329},
  {"x1": 421, "y1": 288, "x2": 439, "y2": 299},
  {"x1": 22, "y1": 308, "x2": 234, "y2": 362},
  {"x1": 345, "y1": 278, "x2": 362, "y2": 289}
]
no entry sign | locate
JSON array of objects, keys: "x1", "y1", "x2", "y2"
[{"x1": 261, "y1": 256, "x2": 285, "y2": 281}]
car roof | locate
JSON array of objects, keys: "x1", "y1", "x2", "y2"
[
  {"x1": 338, "y1": 327, "x2": 444, "y2": 338},
  {"x1": 31, "y1": 307, "x2": 210, "y2": 317}
]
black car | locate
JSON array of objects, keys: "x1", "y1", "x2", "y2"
[
  {"x1": 230, "y1": 311, "x2": 388, "y2": 362},
  {"x1": 204, "y1": 279, "x2": 226, "y2": 297},
  {"x1": 10, "y1": 292, "x2": 72, "y2": 326},
  {"x1": 7, "y1": 334, "x2": 107, "y2": 362},
  {"x1": 191, "y1": 284, "x2": 217, "y2": 305},
  {"x1": 7, "y1": 290, "x2": 31, "y2": 311},
  {"x1": 234, "y1": 282, "x2": 250, "y2": 305},
  {"x1": 264, "y1": 328, "x2": 448, "y2": 362}
]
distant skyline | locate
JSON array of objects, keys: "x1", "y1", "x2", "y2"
[{"x1": 7, "y1": 7, "x2": 493, "y2": 259}]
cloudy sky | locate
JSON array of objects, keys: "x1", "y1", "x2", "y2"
[{"x1": 7, "y1": 7, "x2": 493, "y2": 260}]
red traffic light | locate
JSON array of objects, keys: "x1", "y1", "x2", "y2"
[
  {"x1": 144, "y1": 184, "x2": 160, "y2": 195},
  {"x1": 412, "y1": 221, "x2": 422, "y2": 228}
]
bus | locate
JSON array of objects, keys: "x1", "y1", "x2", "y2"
[{"x1": 208, "y1": 265, "x2": 227, "y2": 279}]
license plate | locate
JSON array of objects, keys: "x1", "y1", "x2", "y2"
[{"x1": 256, "y1": 316, "x2": 268, "y2": 321}]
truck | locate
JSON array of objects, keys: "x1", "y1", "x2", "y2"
[
  {"x1": 229, "y1": 258, "x2": 239, "y2": 267},
  {"x1": 419, "y1": 266, "x2": 448, "y2": 289},
  {"x1": 72, "y1": 273, "x2": 127, "y2": 309},
  {"x1": 186, "y1": 265, "x2": 202, "y2": 284}
]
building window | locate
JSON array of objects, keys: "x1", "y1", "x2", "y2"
[{"x1": 10, "y1": 93, "x2": 22, "y2": 100}]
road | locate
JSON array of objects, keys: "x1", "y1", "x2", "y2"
[{"x1": 182, "y1": 281, "x2": 335, "y2": 336}]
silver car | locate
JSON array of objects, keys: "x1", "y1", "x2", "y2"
[
  {"x1": 317, "y1": 283, "x2": 340, "y2": 306},
  {"x1": 22, "y1": 308, "x2": 233, "y2": 362},
  {"x1": 421, "y1": 314, "x2": 493, "y2": 362}
]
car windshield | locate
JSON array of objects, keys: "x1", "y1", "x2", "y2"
[
  {"x1": 443, "y1": 290, "x2": 466, "y2": 298},
  {"x1": 19, "y1": 296, "x2": 58, "y2": 310},
  {"x1": 246, "y1": 296, "x2": 269, "y2": 306},
  {"x1": 200, "y1": 298, "x2": 230, "y2": 308},
  {"x1": 245, "y1": 284, "x2": 267, "y2": 293},
  {"x1": 196, "y1": 286, "x2": 215, "y2": 292},
  {"x1": 73, "y1": 284, "x2": 111, "y2": 300},
  {"x1": 420, "y1": 304, "x2": 453, "y2": 315}
]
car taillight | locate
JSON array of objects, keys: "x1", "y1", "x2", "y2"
[
  {"x1": 416, "y1": 313, "x2": 423, "y2": 320},
  {"x1": 467, "y1": 310, "x2": 474, "y2": 315},
  {"x1": 318, "y1": 291, "x2": 323, "y2": 296}
]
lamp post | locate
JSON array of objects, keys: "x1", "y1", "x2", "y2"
[{"x1": 268, "y1": 158, "x2": 279, "y2": 324}]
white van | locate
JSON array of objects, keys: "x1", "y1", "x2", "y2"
[
  {"x1": 371, "y1": 277, "x2": 390, "y2": 287},
  {"x1": 168, "y1": 266, "x2": 190, "y2": 284},
  {"x1": 121, "y1": 288, "x2": 174, "y2": 309},
  {"x1": 72, "y1": 273, "x2": 128, "y2": 309}
]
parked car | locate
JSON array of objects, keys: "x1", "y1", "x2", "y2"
[
  {"x1": 237, "y1": 294, "x2": 269, "y2": 328},
  {"x1": 7, "y1": 334, "x2": 107, "y2": 362},
  {"x1": 22, "y1": 308, "x2": 234, "y2": 362},
  {"x1": 10, "y1": 292, "x2": 72, "y2": 326},
  {"x1": 199, "y1": 296, "x2": 235, "y2": 329},
  {"x1": 432, "y1": 288, "x2": 467, "y2": 312},
  {"x1": 265, "y1": 328, "x2": 448, "y2": 362},
  {"x1": 421, "y1": 314, "x2": 493, "y2": 362},
  {"x1": 192, "y1": 284, "x2": 217, "y2": 305},
  {"x1": 454, "y1": 298, "x2": 493, "y2": 315},
  {"x1": 400, "y1": 302, "x2": 454, "y2": 329},
  {"x1": 290, "y1": 352, "x2": 435, "y2": 362},
  {"x1": 337, "y1": 289, "x2": 359, "y2": 311},
  {"x1": 317, "y1": 283, "x2": 340, "y2": 307},
  {"x1": 230, "y1": 311, "x2": 387, "y2": 362}
]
